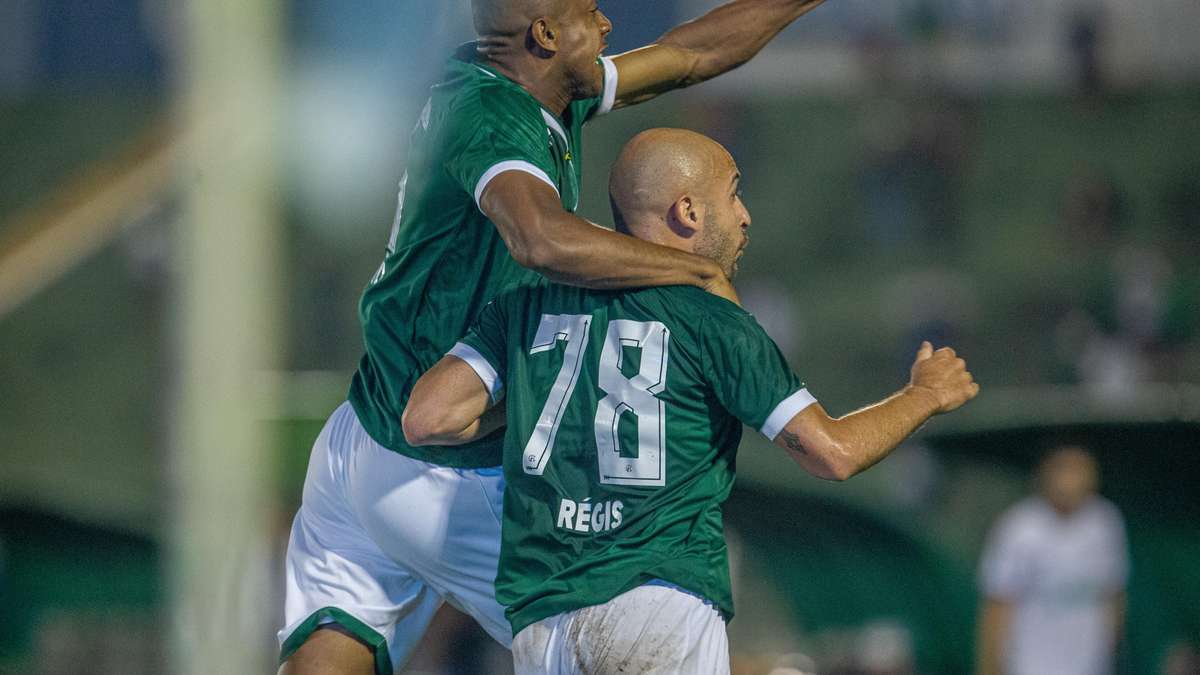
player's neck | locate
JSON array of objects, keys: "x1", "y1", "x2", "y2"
[
  {"x1": 624, "y1": 218, "x2": 692, "y2": 255},
  {"x1": 479, "y1": 50, "x2": 572, "y2": 117}
]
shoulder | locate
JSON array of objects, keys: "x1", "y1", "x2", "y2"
[
  {"x1": 624, "y1": 287, "x2": 772, "y2": 354},
  {"x1": 491, "y1": 280, "x2": 549, "y2": 308},
  {"x1": 1083, "y1": 496, "x2": 1126, "y2": 531},
  {"x1": 487, "y1": 280, "x2": 601, "y2": 321},
  {"x1": 448, "y1": 76, "x2": 544, "y2": 134},
  {"x1": 646, "y1": 286, "x2": 755, "y2": 324},
  {"x1": 992, "y1": 497, "x2": 1049, "y2": 541},
  {"x1": 1009, "y1": 496, "x2": 1049, "y2": 522}
]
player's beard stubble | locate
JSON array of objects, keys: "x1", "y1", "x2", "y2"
[{"x1": 695, "y1": 212, "x2": 744, "y2": 280}]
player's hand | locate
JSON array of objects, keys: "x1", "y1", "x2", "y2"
[
  {"x1": 705, "y1": 274, "x2": 741, "y2": 306},
  {"x1": 907, "y1": 341, "x2": 979, "y2": 414}
]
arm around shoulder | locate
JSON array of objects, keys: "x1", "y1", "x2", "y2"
[{"x1": 478, "y1": 170, "x2": 729, "y2": 294}]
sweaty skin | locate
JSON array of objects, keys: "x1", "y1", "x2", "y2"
[
  {"x1": 608, "y1": 129, "x2": 721, "y2": 238},
  {"x1": 608, "y1": 129, "x2": 748, "y2": 279}
]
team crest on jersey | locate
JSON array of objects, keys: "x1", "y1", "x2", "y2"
[{"x1": 556, "y1": 497, "x2": 623, "y2": 534}]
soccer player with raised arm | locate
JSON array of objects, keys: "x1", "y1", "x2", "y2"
[
  {"x1": 403, "y1": 129, "x2": 980, "y2": 674},
  {"x1": 279, "y1": 1, "x2": 836, "y2": 673}
]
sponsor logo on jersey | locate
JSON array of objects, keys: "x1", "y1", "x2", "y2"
[{"x1": 556, "y1": 497, "x2": 623, "y2": 534}]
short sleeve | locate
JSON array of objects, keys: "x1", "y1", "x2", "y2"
[
  {"x1": 444, "y1": 96, "x2": 559, "y2": 209},
  {"x1": 452, "y1": 295, "x2": 512, "y2": 403},
  {"x1": 980, "y1": 511, "x2": 1032, "y2": 600},
  {"x1": 701, "y1": 311, "x2": 815, "y2": 440}
]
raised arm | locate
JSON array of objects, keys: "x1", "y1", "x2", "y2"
[
  {"x1": 611, "y1": 0, "x2": 828, "y2": 108},
  {"x1": 402, "y1": 355, "x2": 503, "y2": 447},
  {"x1": 773, "y1": 342, "x2": 978, "y2": 481},
  {"x1": 480, "y1": 171, "x2": 739, "y2": 303}
]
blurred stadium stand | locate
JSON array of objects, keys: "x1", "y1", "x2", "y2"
[{"x1": 1, "y1": 1, "x2": 1198, "y2": 673}]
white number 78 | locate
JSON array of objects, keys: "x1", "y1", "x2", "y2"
[{"x1": 522, "y1": 314, "x2": 670, "y2": 487}]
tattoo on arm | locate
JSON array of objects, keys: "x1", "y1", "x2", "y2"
[{"x1": 777, "y1": 429, "x2": 808, "y2": 455}]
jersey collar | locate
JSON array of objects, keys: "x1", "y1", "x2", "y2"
[{"x1": 451, "y1": 42, "x2": 571, "y2": 142}]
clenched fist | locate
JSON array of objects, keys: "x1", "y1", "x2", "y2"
[{"x1": 908, "y1": 341, "x2": 979, "y2": 414}]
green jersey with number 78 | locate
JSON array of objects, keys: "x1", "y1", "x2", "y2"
[{"x1": 451, "y1": 281, "x2": 817, "y2": 636}]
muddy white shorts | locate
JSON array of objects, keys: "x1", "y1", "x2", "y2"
[
  {"x1": 511, "y1": 583, "x2": 730, "y2": 675},
  {"x1": 277, "y1": 402, "x2": 510, "y2": 674}
]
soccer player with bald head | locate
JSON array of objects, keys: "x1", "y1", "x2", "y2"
[
  {"x1": 404, "y1": 129, "x2": 980, "y2": 674},
  {"x1": 279, "y1": 2, "x2": 840, "y2": 673}
]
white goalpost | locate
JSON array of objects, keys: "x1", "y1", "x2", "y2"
[{"x1": 171, "y1": 1, "x2": 283, "y2": 672}]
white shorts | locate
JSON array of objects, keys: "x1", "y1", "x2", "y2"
[
  {"x1": 512, "y1": 584, "x2": 730, "y2": 675},
  {"x1": 278, "y1": 402, "x2": 509, "y2": 674}
]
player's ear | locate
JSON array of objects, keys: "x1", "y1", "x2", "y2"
[
  {"x1": 667, "y1": 196, "x2": 702, "y2": 238},
  {"x1": 529, "y1": 17, "x2": 559, "y2": 58}
]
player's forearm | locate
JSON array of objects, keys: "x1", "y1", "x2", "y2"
[
  {"x1": 811, "y1": 384, "x2": 940, "y2": 478},
  {"x1": 976, "y1": 599, "x2": 1012, "y2": 675},
  {"x1": 483, "y1": 176, "x2": 727, "y2": 294},
  {"x1": 528, "y1": 213, "x2": 725, "y2": 292},
  {"x1": 778, "y1": 343, "x2": 976, "y2": 480},
  {"x1": 658, "y1": 0, "x2": 826, "y2": 86}
]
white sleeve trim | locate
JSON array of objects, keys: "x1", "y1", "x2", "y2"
[
  {"x1": 473, "y1": 160, "x2": 559, "y2": 208},
  {"x1": 448, "y1": 342, "x2": 505, "y2": 403},
  {"x1": 759, "y1": 388, "x2": 817, "y2": 441},
  {"x1": 596, "y1": 56, "x2": 619, "y2": 116}
]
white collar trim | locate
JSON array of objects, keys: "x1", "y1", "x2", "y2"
[{"x1": 541, "y1": 109, "x2": 568, "y2": 144}]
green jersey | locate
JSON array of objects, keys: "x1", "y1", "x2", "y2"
[
  {"x1": 349, "y1": 45, "x2": 618, "y2": 468},
  {"x1": 453, "y1": 283, "x2": 816, "y2": 635}
]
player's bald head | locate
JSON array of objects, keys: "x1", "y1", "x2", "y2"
[
  {"x1": 609, "y1": 128, "x2": 733, "y2": 239},
  {"x1": 472, "y1": 0, "x2": 568, "y2": 37}
]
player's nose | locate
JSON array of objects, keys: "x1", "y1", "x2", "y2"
[{"x1": 599, "y1": 10, "x2": 612, "y2": 36}]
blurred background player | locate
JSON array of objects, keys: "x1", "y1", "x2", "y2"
[
  {"x1": 279, "y1": 1, "x2": 834, "y2": 673},
  {"x1": 976, "y1": 445, "x2": 1129, "y2": 675},
  {"x1": 402, "y1": 128, "x2": 979, "y2": 674}
]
